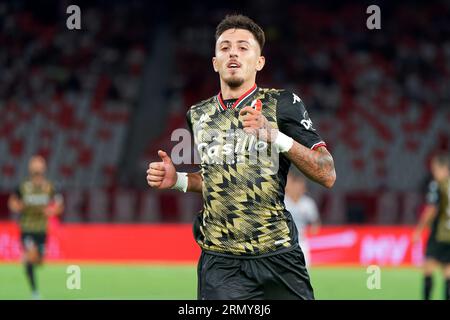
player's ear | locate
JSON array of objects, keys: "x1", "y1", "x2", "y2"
[
  {"x1": 212, "y1": 57, "x2": 218, "y2": 73},
  {"x1": 256, "y1": 56, "x2": 265, "y2": 71}
]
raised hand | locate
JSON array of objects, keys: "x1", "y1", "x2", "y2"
[
  {"x1": 146, "y1": 150, "x2": 177, "y2": 189},
  {"x1": 239, "y1": 106, "x2": 277, "y2": 142}
]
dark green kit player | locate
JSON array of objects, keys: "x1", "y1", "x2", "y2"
[
  {"x1": 8, "y1": 155, "x2": 63, "y2": 299},
  {"x1": 147, "y1": 15, "x2": 336, "y2": 299},
  {"x1": 413, "y1": 153, "x2": 450, "y2": 300}
]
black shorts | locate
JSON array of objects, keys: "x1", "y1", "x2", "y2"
[
  {"x1": 20, "y1": 232, "x2": 47, "y2": 257},
  {"x1": 425, "y1": 236, "x2": 450, "y2": 263},
  {"x1": 197, "y1": 245, "x2": 314, "y2": 300}
]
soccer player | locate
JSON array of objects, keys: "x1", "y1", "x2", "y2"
[
  {"x1": 412, "y1": 153, "x2": 450, "y2": 300},
  {"x1": 8, "y1": 155, "x2": 64, "y2": 299},
  {"x1": 285, "y1": 172, "x2": 321, "y2": 267},
  {"x1": 147, "y1": 15, "x2": 336, "y2": 299}
]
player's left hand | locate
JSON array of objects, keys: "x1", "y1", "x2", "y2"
[{"x1": 239, "y1": 106, "x2": 277, "y2": 142}]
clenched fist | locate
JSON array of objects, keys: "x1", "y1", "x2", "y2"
[
  {"x1": 146, "y1": 150, "x2": 177, "y2": 189},
  {"x1": 239, "y1": 106, "x2": 277, "y2": 142}
]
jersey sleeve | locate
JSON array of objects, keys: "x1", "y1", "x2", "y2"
[
  {"x1": 276, "y1": 90, "x2": 327, "y2": 150},
  {"x1": 186, "y1": 108, "x2": 202, "y2": 169},
  {"x1": 186, "y1": 109, "x2": 193, "y2": 134},
  {"x1": 426, "y1": 180, "x2": 440, "y2": 206}
]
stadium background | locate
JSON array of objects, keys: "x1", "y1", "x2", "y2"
[{"x1": 0, "y1": 0, "x2": 449, "y2": 299}]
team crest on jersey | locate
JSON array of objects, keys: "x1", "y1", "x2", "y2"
[{"x1": 250, "y1": 99, "x2": 263, "y2": 111}]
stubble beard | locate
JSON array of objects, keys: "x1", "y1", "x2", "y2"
[{"x1": 224, "y1": 76, "x2": 245, "y2": 88}]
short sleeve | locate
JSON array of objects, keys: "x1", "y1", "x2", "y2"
[
  {"x1": 276, "y1": 91, "x2": 327, "y2": 150},
  {"x1": 426, "y1": 180, "x2": 439, "y2": 206},
  {"x1": 186, "y1": 109, "x2": 193, "y2": 134}
]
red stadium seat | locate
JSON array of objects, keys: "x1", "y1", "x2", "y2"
[
  {"x1": 77, "y1": 147, "x2": 93, "y2": 167},
  {"x1": 2, "y1": 164, "x2": 15, "y2": 177},
  {"x1": 9, "y1": 138, "x2": 24, "y2": 159},
  {"x1": 59, "y1": 164, "x2": 75, "y2": 178}
]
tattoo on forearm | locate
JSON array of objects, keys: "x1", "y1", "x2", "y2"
[{"x1": 286, "y1": 143, "x2": 336, "y2": 187}]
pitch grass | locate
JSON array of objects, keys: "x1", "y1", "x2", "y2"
[{"x1": 0, "y1": 263, "x2": 446, "y2": 300}]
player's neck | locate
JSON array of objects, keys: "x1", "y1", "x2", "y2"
[{"x1": 220, "y1": 80, "x2": 256, "y2": 100}]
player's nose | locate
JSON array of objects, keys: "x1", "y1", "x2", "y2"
[{"x1": 229, "y1": 47, "x2": 238, "y2": 58}]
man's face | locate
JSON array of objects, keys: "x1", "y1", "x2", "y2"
[
  {"x1": 431, "y1": 160, "x2": 450, "y2": 182},
  {"x1": 29, "y1": 156, "x2": 46, "y2": 184},
  {"x1": 213, "y1": 28, "x2": 265, "y2": 88}
]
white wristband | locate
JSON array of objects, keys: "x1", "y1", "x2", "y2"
[
  {"x1": 274, "y1": 131, "x2": 294, "y2": 153},
  {"x1": 171, "y1": 172, "x2": 188, "y2": 192}
]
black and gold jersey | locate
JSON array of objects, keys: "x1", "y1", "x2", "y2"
[
  {"x1": 15, "y1": 179, "x2": 56, "y2": 233},
  {"x1": 426, "y1": 178, "x2": 450, "y2": 243},
  {"x1": 187, "y1": 85, "x2": 326, "y2": 257}
]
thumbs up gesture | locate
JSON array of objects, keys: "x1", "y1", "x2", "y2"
[{"x1": 146, "y1": 150, "x2": 177, "y2": 189}]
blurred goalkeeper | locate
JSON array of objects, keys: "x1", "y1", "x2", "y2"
[
  {"x1": 8, "y1": 155, "x2": 63, "y2": 299},
  {"x1": 147, "y1": 15, "x2": 336, "y2": 300},
  {"x1": 413, "y1": 153, "x2": 450, "y2": 300}
]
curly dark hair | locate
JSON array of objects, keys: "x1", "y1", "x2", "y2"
[
  {"x1": 215, "y1": 14, "x2": 265, "y2": 53},
  {"x1": 433, "y1": 152, "x2": 450, "y2": 168}
]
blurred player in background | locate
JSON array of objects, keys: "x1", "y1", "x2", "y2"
[
  {"x1": 285, "y1": 172, "x2": 321, "y2": 267},
  {"x1": 147, "y1": 14, "x2": 336, "y2": 299},
  {"x1": 412, "y1": 153, "x2": 450, "y2": 300},
  {"x1": 7, "y1": 155, "x2": 63, "y2": 299}
]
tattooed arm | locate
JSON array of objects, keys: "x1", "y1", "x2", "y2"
[
  {"x1": 285, "y1": 144, "x2": 336, "y2": 188},
  {"x1": 240, "y1": 90, "x2": 336, "y2": 189}
]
